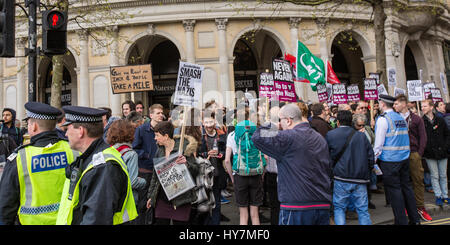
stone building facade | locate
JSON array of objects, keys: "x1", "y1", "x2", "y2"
[{"x1": 1, "y1": 0, "x2": 449, "y2": 119}]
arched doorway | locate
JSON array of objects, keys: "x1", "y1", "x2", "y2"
[
  {"x1": 331, "y1": 31, "x2": 366, "y2": 96},
  {"x1": 404, "y1": 44, "x2": 419, "y2": 81},
  {"x1": 37, "y1": 51, "x2": 77, "y2": 106},
  {"x1": 232, "y1": 30, "x2": 282, "y2": 95},
  {"x1": 127, "y1": 36, "x2": 180, "y2": 115}
]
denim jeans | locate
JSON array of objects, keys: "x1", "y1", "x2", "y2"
[
  {"x1": 369, "y1": 172, "x2": 378, "y2": 190},
  {"x1": 424, "y1": 172, "x2": 433, "y2": 191},
  {"x1": 279, "y1": 209, "x2": 330, "y2": 225},
  {"x1": 425, "y1": 158, "x2": 449, "y2": 199},
  {"x1": 333, "y1": 180, "x2": 372, "y2": 225}
]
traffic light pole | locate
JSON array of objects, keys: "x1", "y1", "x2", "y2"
[{"x1": 26, "y1": 0, "x2": 38, "y2": 102}]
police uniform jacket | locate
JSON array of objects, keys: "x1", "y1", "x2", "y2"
[
  {"x1": 0, "y1": 130, "x2": 64, "y2": 225},
  {"x1": 65, "y1": 137, "x2": 128, "y2": 225}
]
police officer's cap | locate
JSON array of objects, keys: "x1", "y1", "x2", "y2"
[
  {"x1": 379, "y1": 94, "x2": 396, "y2": 104},
  {"x1": 24, "y1": 102, "x2": 62, "y2": 120},
  {"x1": 62, "y1": 106, "x2": 107, "y2": 126}
]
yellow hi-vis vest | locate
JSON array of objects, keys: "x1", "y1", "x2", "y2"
[
  {"x1": 56, "y1": 147, "x2": 138, "y2": 225},
  {"x1": 15, "y1": 140, "x2": 79, "y2": 225}
]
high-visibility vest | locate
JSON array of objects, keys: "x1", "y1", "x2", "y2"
[
  {"x1": 377, "y1": 111, "x2": 410, "y2": 162},
  {"x1": 56, "y1": 147, "x2": 138, "y2": 225},
  {"x1": 15, "y1": 140, "x2": 79, "y2": 225}
]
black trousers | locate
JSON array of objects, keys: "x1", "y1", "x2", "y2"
[
  {"x1": 379, "y1": 159, "x2": 420, "y2": 225},
  {"x1": 264, "y1": 172, "x2": 280, "y2": 225},
  {"x1": 135, "y1": 172, "x2": 153, "y2": 225}
]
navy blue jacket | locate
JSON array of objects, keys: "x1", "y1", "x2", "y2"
[
  {"x1": 132, "y1": 122, "x2": 158, "y2": 171},
  {"x1": 325, "y1": 126, "x2": 375, "y2": 184},
  {"x1": 252, "y1": 122, "x2": 332, "y2": 210}
]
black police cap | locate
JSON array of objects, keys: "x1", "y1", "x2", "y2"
[
  {"x1": 24, "y1": 102, "x2": 62, "y2": 120},
  {"x1": 379, "y1": 94, "x2": 396, "y2": 104},
  {"x1": 62, "y1": 106, "x2": 107, "y2": 126}
]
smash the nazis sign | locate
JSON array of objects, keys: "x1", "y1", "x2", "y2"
[
  {"x1": 110, "y1": 64, "x2": 154, "y2": 94},
  {"x1": 173, "y1": 61, "x2": 204, "y2": 108}
]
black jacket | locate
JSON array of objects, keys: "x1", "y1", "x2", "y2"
[
  {"x1": 326, "y1": 126, "x2": 375, "y2": 184},
  {"x1": 0, "y1": 131, "x2": 64, "y2": 225},
  {"x1": 423, "y1": 114, "x2": 450, "y2": 160}
]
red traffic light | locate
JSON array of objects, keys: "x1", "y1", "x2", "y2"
[{"x1": 47, "y1": 11, "x2": 65, "y2": 29}]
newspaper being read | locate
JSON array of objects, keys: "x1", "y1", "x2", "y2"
[{"x1": 154, "y1": 153, "x2": 196, "y2": 201}]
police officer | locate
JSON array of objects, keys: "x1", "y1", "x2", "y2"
[
  {"x1": 56, "y1": 106, "x2": 137, "y2": 225},
  {"x1": 0, "y1": 102, "x2": 79, "y2": 225},
  {"x1": 374, "y1": 94, "x2": 420, "y2": 225}
]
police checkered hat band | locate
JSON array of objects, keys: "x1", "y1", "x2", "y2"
[
  {"x1": 26, "y1": 110, "x2": 57, "y2": 120},
  {"x1": 65, "y1": 113, "x2": 103, "y2": 123}
]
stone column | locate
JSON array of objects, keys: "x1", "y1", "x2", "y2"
[
  {"x1": 77, "y1": 29, "x2": 90, "y2": 107},
  {"x1": 108, "y1": 26, "x2": 122, "y2": 116},
  {"x1": 16, "y1": 37, "x2": 27, "y2": 120},
  {"x1": 384, "y1": 23, "x2": 404, "y2": 95},
  {"x1": 289, "y1": 17, "x2": 305, "y2": 100},
  {"x1": 431, "y1": 37, "x2": 449, "y2": 102},
  {"x1": 183, "y1": 20, "x2": 196, "y2": 64},
  {"x1": 215, "y1": 18, "x2": 231, "y2": 107}
]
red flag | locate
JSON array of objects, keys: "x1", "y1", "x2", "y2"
[
  {"x1": 284, "y1": 53, "x2": 309, "y2": 83},
  {"x1": 326, "y1": 60, "x2": 341, "y2": 84}
]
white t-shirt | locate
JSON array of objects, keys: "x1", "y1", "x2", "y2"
[{"x1": 226, "y1": 131, "x2": 237, "y2": 155}]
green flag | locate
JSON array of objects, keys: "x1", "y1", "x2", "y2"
[{"x1": 296, "y1": 40, "x2": 326, "y2": 91}]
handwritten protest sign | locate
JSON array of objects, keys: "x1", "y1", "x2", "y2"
[
  {"x1": 154, "y1": 153, "x2": 196, "y2": 201},
  {"x1": 332, "y1": 84, "x2": 348, "y2": 104},
  {"x1": 272, "y1": 59, "x2": 296, "y2": 102},
  {"x1": 316, "y1": 84, "x2": 328, "y2": 103},
  {"x1": 407, "y1": 80, "x2": 424, "y2": 102},
  {"x1": 430, "y1": 88, "x2": 443, "y2": 103},
  {"x1": 364, "y1": 78, "x2": 378, "y2": 100},
  {"x1": 347, "y1": 84, "x2": 360, "y2": 102},
  {"x1": 423, "y1": 82, "x2": 435, "y2": 100},
  {"x1": 110, "y1": 64, "x2": 154, "y2": 94},
  {"x1": 173, "y1": 61, "x2": 204, "y2": 108},
  {"x1": 394, "y1": 87, "x2": 406, "y2": 97},
  {"x1": 259, "y1": 73, "x2": 274, "y2": 99}
]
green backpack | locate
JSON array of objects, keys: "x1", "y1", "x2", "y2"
[{"x1": 232, "y1": 120, "x2": 266, "y2": 176}]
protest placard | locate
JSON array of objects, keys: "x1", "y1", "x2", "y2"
[
  {"x1": 110, "y1": 64, "x2": 154, "y2": 94},
  {"x1": 369, "y1": 72, "x2": 380, "y2": 85},
  {"x1": 332, "y1": 84, "x2": 348, "y2": 104},
  {"x1": 173, "y1": 61, "x2": 204, "y2": 108},
  {"x1": 272, "y1": 58, "x2": 296, "y2": 102},
  {"x1": 394, "y1": 87, "x2": 406, "y2": 97},
  {"x1": 407, "y1": 80, "x2": 424, "y2": 102},
  {"x1": 364, "y1": 78, "x2": 378, "y2": 100},
  {"x1": 423, "y1": 82, "x2": 435, "y2": 100},
  {"x1": 430, "y1": 88, "x2": 443, "y2": 103},
  {"x1": 316, "y1": 83, "x2": 328, "y2": 103},
  {"x1": 377, "y1": 84, "x2": 388, "y2": 100},
  {"x1": 326, "y1": 83, "x2": 333, "y2": 104},
  {"x1": 441, "y1": 72, "x2": 448, "y2": 93},
  {"x1": 347, "y1": 84, "x2": 360, "y2": 102},
  {"x1": 259, "y1": 73, "x2": 274, "y2": 99},
  {"x1": 388, "y1": 68, "x2": 397, "y2": 87},
  {"x1": 154, "y1": 153, "x2": 196, "y2": 201}
]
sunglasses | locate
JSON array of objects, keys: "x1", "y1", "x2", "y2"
[{"x1": 356, "y1": 124, "x2": 365, "y2": 128}]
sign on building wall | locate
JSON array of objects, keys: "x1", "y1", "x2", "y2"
[
  {"x1": 388, "y1": 67, "x2": 397, "y2": 87},
  {"x1": 110, "y1": 64, "x2": 154, "y2": 94}
]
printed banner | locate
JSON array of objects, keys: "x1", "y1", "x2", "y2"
[
  {"x1": 430, "y1": 88, "x2": 443, "y2": 103},
  {"x1": 272, "y1": 59, "x2": 296, "y2": 102},
  {"x1": 154, "y1": 153, "x2": 196, "y2": 201},
  {"x1": 347, "y1": 84, "x2": 360, "y2": 102},
  {"x1": 173, "y1": 61, "x2": 204, "y2": 107},
  {"x1": 407, "y1": 80, "x2": 424, "y2": 102},
  {"x1": 110, "y1": 64, "x2": 154, "y2": 94},
  {"x1": 316, "y1": 83, "x2": 328, "y2": 103},
  {"x1": 259, "y1": 73, "x2": 275, "y2": 99},
  {"x1": 332, "y1": 84, "x2": 348, "y2": 104},
  {"x1": 364, "y1": 78, "x2": 378, "y2": 100}
]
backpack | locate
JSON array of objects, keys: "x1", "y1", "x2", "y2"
[
  {"x1": 192, "y1": 156, "x2": 216, "y2": 213},
  {"x1": 233, "y1": 120, "x2": 266, "y2": 176}
]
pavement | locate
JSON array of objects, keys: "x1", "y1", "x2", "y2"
[{"x1": 220, "y1": 184, "x2": 450, "y2": 225}]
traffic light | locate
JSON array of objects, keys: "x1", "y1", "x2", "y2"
[
  {"x1": 0, "y1": 0, "x2": 15, "y2": 57},
  {"x1": 42, "y1": 10, "x2": 67, "y2": 55}
]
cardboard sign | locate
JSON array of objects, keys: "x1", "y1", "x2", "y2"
[
  {"x1": 430, "y1": 88, "x2": 443, "y2": 103},
  {"x1": 272, "y1": 59, "x2": 296, "y2": 102},
  {"x1": 423, "y1": 82, "x2": 435, "y2": 100},
  {"x1": 407, "y1": 80, "x2": 424, "y2": 102},
  {"x1": 316, "y1": 83, "x2": 328, "y2": 103},
  {"x1": 377, "y1": 84, "x2": 388, "y2": 100},
  {"x1": 364, "y1": 78, "x2": 378, "y2": 100},
  {"x1": 110, "y1": 64, "x2": 154, "y2": 94},
  {"x1": 173, "y1": 61, "x2": 204, "y2": 107},
  {"x1": 388, "y1": 68, "x2": 397, "y2": 87},
  {"x1": 259, "y1": 73, "x2": 274, "y2": 99},
  {"x1": 332, "y1": 84, "x2": 348, "y2": 104},
  {"x1": 154, "y1": 153, "x2": 196, "y2": 201},
  {"x1": 369, "y1": 72, "x2": 380, "y2": 85},
  {"x1": 394, "y1": 87, "x2": 406, "y2": 97},
  {"x1": 347, "y1": 84, "x2": 360, "y2": 102}
]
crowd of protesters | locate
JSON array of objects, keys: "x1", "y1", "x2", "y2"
[{"x1": 0, "y1": 91, "x2": 449, "y2": 226}]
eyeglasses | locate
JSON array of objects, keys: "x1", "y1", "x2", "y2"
[{"x1": 356, "y1": 124, "x2": 365, "y2": 128}]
